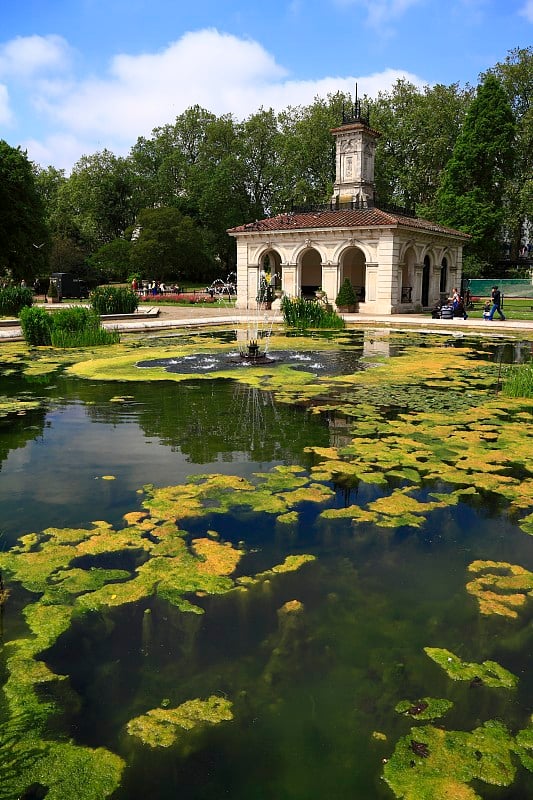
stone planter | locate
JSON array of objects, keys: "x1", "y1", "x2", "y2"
[{"x1": 337, "y1": 304, "x2": 357, "y2": 313}]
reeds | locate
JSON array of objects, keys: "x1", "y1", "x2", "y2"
[{"x1": 503, "y1": 363, "x2": 533, "y2": 398}]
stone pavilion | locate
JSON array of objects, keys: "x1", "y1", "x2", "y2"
[{"x1": 228, "y1": 97, "x2": 469, "y2": 314}]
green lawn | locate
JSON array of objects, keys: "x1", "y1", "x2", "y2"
[{"x1": 466, "y1": 296, "x2": 533, "y2": 321}]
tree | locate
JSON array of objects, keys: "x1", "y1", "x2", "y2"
[
  {"x1": 370, "y1": 80, "x2": 472, "y2": 211},
  {"x1": 435, "y1": 74, "x2": 516, "y2": 269},
  {"x1": 87, "y1": 238, "x2": 133, "y2": 283},
  {"x1": 0, "y1": 141, "x2": 50, "y2": 283},
  {"x1": 129, "y1": 207, "x2": 214, "y2": 282},
  {"x1": 61, "y1": 150, "x2": 136, "y2": 248},
  {"x1": 277, "y1": 93, "x2": 347, "y2": 209},
  {"x1": 483, "y1": 47, "x2": 533, "y2": 258}
]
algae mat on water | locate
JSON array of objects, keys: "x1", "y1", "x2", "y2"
[{"x1": 0, "y1": 329, "x2": 532, "y2": 799}]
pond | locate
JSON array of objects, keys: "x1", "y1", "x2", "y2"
[{"x1": 0, "y1": 328, "x2": 532, "y2": 800}]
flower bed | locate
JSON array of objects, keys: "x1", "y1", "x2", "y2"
[{"x1": 143, "y1": 293, "x2": 217, "y2": 304}]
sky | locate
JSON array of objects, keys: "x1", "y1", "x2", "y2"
[{"x1": 0, "y1": 0, "x2": 531, "y2": 173}]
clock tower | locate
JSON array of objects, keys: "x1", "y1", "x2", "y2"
[{"x1": 331, "y1": 88, "x2": 381, "y2": 207}]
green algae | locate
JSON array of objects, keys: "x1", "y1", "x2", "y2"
[
  {"x1": 466, "y1": 560, "x2": 533, "y2": 619},
  {"x1": 0, "y1": 395, "x2": 43, "y2": 417},
  {"x1": 126, "y1": 695, "x2": 233, "y2": 749},
  {"x1": 237, "y1": 554, "x2": 316, "y2": 587},
  {"x1": 395, "y1": 697, "x2": 454, "y2": 720},
  {"x1": 514, "y1": 715, "x2": 533, "y2": 772},
  {"x1": 2, "y1": 330, "x2": 533, "y2": 798},
  {"x1": 14, "y1": 741, "x2": 125, "y2": 800},
  {"x1": 424, "y1": 648, "x2": 518, "y2": 689},
  {"x1": 142, "y1": 468, "x2": 334, "y2": 524},
  {"x1": 384, "y1": 720, "x2": 517, "y2": 800}
]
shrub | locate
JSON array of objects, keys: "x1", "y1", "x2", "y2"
[
  {"x1": 0, "y1": 286, "x2": 34, "y2": 316},
  {"x1": 19, "y1": 306, "x2": 52, "y2": 345},
  {"x1": 50, "y1": 306, "x2": 100, "y2": 335},
  {"x1": 335, "y1": 278, "x2": 358, "y2": 308},
  {"x1": 281, "y1": 296, "x2": 344, "y2": 329},
  {"x1": 90, "y1": 286, "x2": 139, "y2": 315},
  {"x1": 49, "y1": 305, "x2": 120, "y2": 346},
  {"x1": 47, "y1": 280, "x2": 59, "y2": 299},
  {"x1": 19, "y1": 304, "x2": 119, "y2": 347}
]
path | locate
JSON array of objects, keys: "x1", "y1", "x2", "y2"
[{"x1": 1, "y1": 303, "x2": 532, "y2": 342}]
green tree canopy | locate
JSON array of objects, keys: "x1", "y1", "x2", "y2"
[
  {"x1": 0, "y1": 141, "x2": 50, "y2": 283},
  {"x1": 129, "y1": 207, "x2": 214, "y2": 282},
  {"x1": 87, "y1": 238, "x2": 133, "y2": 283},
  {"x1": 483, "y1": 46, "x2": 533, "y2": 257},
  {"x1": 435, "y1": 73, "x2": 516, "y2": 267},
  {"x1": 370, "y1": 79, "x2": 472, "y2": 211}
]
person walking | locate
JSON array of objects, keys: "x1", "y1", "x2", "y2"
[{"x1": 488, "y1": 286, "x2": 506, "y2": 321}]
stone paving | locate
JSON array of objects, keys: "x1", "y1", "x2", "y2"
[{"x1": 0, "y1": 303, "x2": 532, "y2": 342}]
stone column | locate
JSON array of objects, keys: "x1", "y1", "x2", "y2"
[
  {"x1": 365, "y1": 263, "x2": 378, "y2": 302},
  {"x1": 413, "y1": 264, "x2": 424, "y2": 304},
  {"x1": 322, "y1": 263, "x2": 338, "y2": 304},
  {"x1": 431, "y1": 265, "x2": 442, "y2": 306},
  {"x1": 397, "y1": 265, "x2": 404, "y2": 304},
  {"x1": 247, "y1": 266, "x2": 259, "y2": 307},
  {"x1": 282, "y1": 264, "x2": 297, "y2": 297}
]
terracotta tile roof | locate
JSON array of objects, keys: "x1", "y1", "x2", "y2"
[{"x1": 228, "y1": 208, "x2": 469, "y2": 238}]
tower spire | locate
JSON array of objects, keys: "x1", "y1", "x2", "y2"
[{"x1": 342, "y1": 83, "x2": 369, "y2": 126}]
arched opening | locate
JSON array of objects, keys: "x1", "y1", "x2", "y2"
[
  {"x1": 300, "y1": 248, "x2": 322, "y2": 298},
  {"x1": 422, "y1": 255, "x2": 431, "y2": 307},
  {"x1": 439, "y1": 258, "x2": 448, "y2": 295},
  {"x1": 340, "y1": 246, "x2": 366, "y2": 303},
  {"x1": 260, "y1": 250, "x2": 282, "y2": 293},
  {"x1": 401, "y1": 247, "x2": 416, "y2": 303}
]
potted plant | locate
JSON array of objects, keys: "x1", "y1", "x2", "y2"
[
  {"x1": 47, "y1": 279, "x2": 61, "y2": 304},
  {"x1": 315, "y1": 287, "x2": 326, "y2": 300},
  {"x1": 335, "y1": 278, "x2": 358, "y2": 312}
]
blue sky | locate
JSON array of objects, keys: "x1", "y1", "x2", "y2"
[{"x1": 1, "y1": 0, "x2": 531, "y2": 172}]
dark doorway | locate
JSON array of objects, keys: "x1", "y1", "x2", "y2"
[{"x1": 422, "y1": 256, "x2": 430, "y2": 306}]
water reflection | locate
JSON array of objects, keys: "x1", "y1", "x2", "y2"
[
  {"x1": 0, "y1": 330, "x2": 532, "y2": 800},
  {"x1": 0, "y1": 377, "x2": 330, "y2": 542}
]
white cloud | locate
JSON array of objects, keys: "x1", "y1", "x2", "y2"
[
  {"x1": 332, "y1": 0, "x2": 423, "y2": 28},
  {"x1": 12, "y1": 28, "x2": 427, "y2": 171},
  {"x1": 0, "y1": 84, "x2": 13, "y2": 125},
  {"x1": 519, "y1": 0, "x2": 533, "y2": 22},
  {"x1": 0, "y1": 34, "x2": 72, "y2": 80},
  {"x1": 21, "y1": 134, "x2": 97, "y2": 172}
]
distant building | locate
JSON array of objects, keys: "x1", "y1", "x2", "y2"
[{"x1": 228, "y1": 97, "x2": 469, "y2": 314}]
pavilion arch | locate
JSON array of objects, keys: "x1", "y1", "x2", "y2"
[
  {"x1": 297, "y1": 247, "x2": 323, "y2": 296},
  {"x1": 339, "y1": 246, "x2": 366, "y2": 302},
  {"x1": 400, "y1": 245, "x2": 417, "y2": 304},
  {"x1": 422, "y1": 254, "x2": 431, "y2": 307},
  {"x1": 258, "y1": 248, "x2": 283, "y2": 291},
  {"x1": 439, "y1": 256, "x2": 449, "y2": 295}
]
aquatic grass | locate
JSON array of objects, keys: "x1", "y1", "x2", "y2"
[
  {"x1": 503, "y1": 362, "x2": 533, "y2": 398},
  {"x1": 0, "y1": 284, "x2": 34, "y2": 316},
  {"x1": 50, "y1": 326, "x2": 120, "y2": 347},
  {"x1": 281, "y1": 295, "x2": 344, "y2": 329}
]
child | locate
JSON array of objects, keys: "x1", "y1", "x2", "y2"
[{"x1": 483, "y1": 301, "x2": 491, "y2": 321}]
